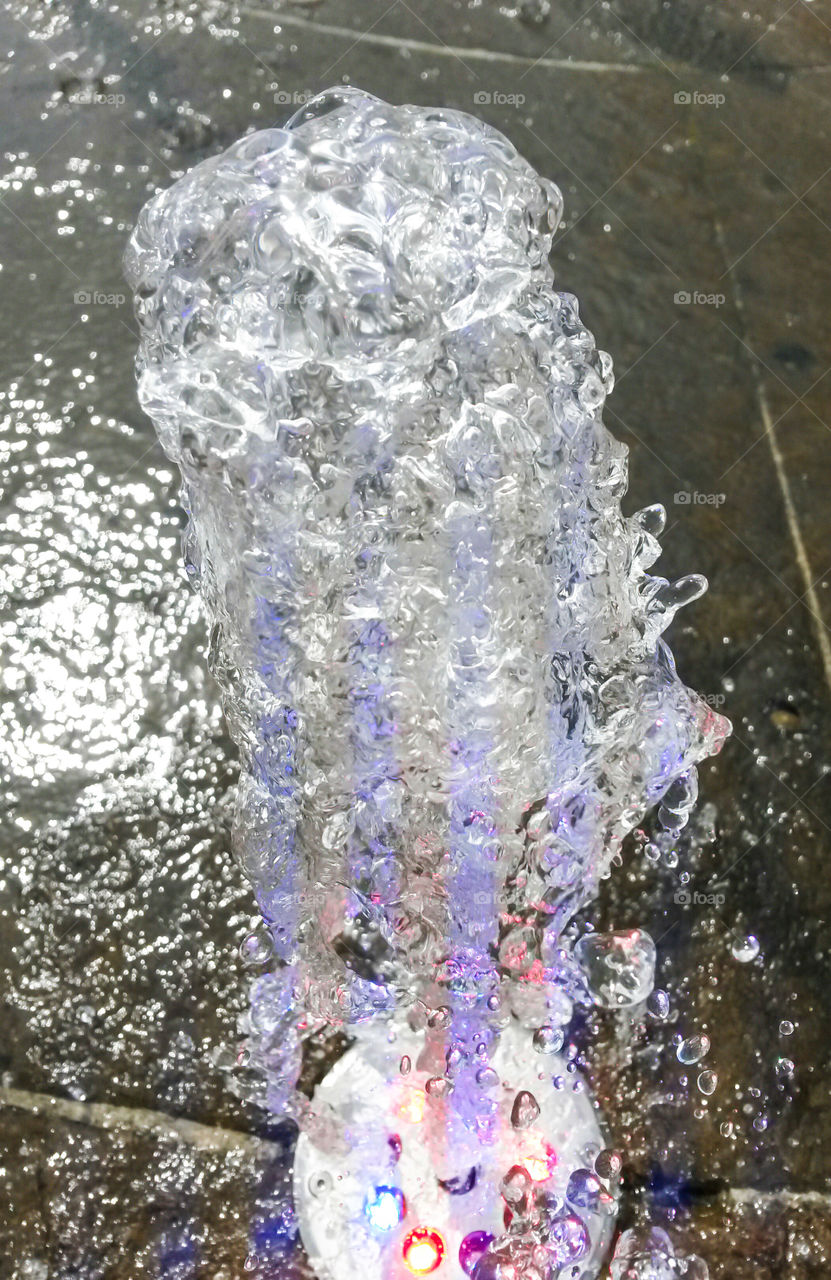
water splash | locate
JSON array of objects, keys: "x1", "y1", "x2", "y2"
[{"x1": 125, "y1": 86, "x2": 729, "y2": 1277}]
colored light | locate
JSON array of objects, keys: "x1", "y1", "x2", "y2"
[
  {"x1": 521, "y1": 1133, "x2": 557, "y2": 1182},
  {"x1": 365, "y1": 1186, "x2": 406, "y2": 1232},
  {"x1": 399, "y1": 1087, "x2": 425, "y2": 1124},
  {"x1": 403, "y1": 1228, "x2": 444, "y2": 1274},
  {"x1": 458, "y1": 1231, "x2": 494, "y2": 1277}
]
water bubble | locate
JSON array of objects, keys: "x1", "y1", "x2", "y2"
[
  {"x1": 575, "y1": 929, "x2": 656, "y2": 1008},
  {"x1": 400, "y1": 1055, "x2": 412, "y2": 1075},
  {"x1": 239, "y1": 929, "x2": 273, "y2": 966},
  {"x1": 779, "y1": 1020, "x2": 794, "y2": 1036},
  {"x1": 501, "y1": 1165, "x2": 532, "y2": 1205},
  {"x1": 566, "y1": 1168, "x2": 602, "y2": 1211},
  {"x1": 774, "y1": 1057, "x2": 795, "y2": 1084},
  {"x1": 425, "y1": 1075, "x2": 453, "y2": 1098},
  {"x1": 697, "y1": 1070, "x2": 718, "y2": 1095},
  {"x1": 610, "y1": 1227, "x2": 709, "y2": 1280},
  {"x1": 476, "y1": 1067, "x2": 499, "y2": 1089},
  {"x1": 677, "y1": 1034, "x2": 710, "y2": 1065},
  {"x1": 594, "y1": 1148, "x2": 623, "y2": 1182},
  {"x1": 548, "y1": 1214, "x2": 590, "y2": 1266},
  {"x1": 730, "y1": 932, "x2": 760, "y2": 963},
  {"x1": 533, "y1": 1025, "x2": 564, "y2": 1054},
  {"x1": 511, "y1": 1090, "x2": 541, "y2": 1129},
  {"x1": 428, "y1": 1006, "x2": 452, "y2": 1030},
  {"x1": 647, "y1": 989, "x2": 670, "y2": 1019},
  {"x1": 459, "y1": 1232, "x2": 494, "y2": 1276}
]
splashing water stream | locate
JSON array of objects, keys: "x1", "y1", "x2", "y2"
[{"x1": 125, "y1": 87, "x2": 729, "y2": 1280}]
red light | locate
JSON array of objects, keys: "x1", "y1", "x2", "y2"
[
  {"x1": 403, "y1": 1228, "x2": 445, "y2": 1275},
  {"x1": 521, "y1": 1132, "x2": 557, "y2": 1182}
]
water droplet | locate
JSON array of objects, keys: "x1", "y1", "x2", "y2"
[
  {"x1": 566, "y1": 1168, "x2": 602, "y2": 1210},
  {"x1": 575, "y1": 929, "x2": 656, "y2": 1008},
  {"x1": 697, "y1": 1069, "x2": 718, "y2": 1095},
  {"x1": 400, "y1": 1054, "x2": 412, "y2": 1075},
  {"x1": 548, "y1": 1214, "x2": 589, "y2": 1266},
  {"x1": 677, "y1": 1033, "x2": 710, "y2": 1065},
  {"x1": 730, "y1": 932, "x2": 760, "y2": 963},
  {"x1": 533, "y1": 1025, "x2": 564, "y2": 1055},
  {"x1": 425, "y1": 1076, "x2": 453, "y2": 1098},
  {"x1": 239, "y1": 929, "x2": 273, "y2": 966},
  {"x1": 511, "y1": 1089, "x2": 540, "y2": 1129},
  {"x1": 459, "y1": 1231, "x2": 494, "y2": 1276},
  {"x1": 647, "y1": 989, "x2": 670, "y2": 1019},
  {"x1": 594, "y1": 1148, "x2": 623, "y2": 1182},
  {"x1": 501, "y1": 1165, "x2": 531, "y2": 1205},
  {"x1": 438, "y1": 1166, "x2": 477, "y2": 1195}
]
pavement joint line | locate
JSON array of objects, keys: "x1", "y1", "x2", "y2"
[
  {"x1": 714, "y1": 217, "x2": 831, "y2": 694},
  {"x1": 728, "y1": 1187, "x2": 831, "y2": 1208},
  {"x1": 3, "y1": 1084, "x2": 831, "y2": 1211},
  {"x1": 0, "y1": 1086, "x2": 280, "y2": 1156},
  {"x1": 239, "y1": 7, "x2": 646, "y2": 72}
]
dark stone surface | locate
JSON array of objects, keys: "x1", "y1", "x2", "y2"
[{"x1": 1, "y1": 1, "x2": 830, "y2": 1276}]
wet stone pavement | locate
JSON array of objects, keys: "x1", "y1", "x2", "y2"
[{"x1": 2, "y1": 0, "x2": 831, "y2": 1275}]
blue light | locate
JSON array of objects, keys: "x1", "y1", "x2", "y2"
[{"x1": 365, "y1": 1186, "x2": 406, "y2": 1231}]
